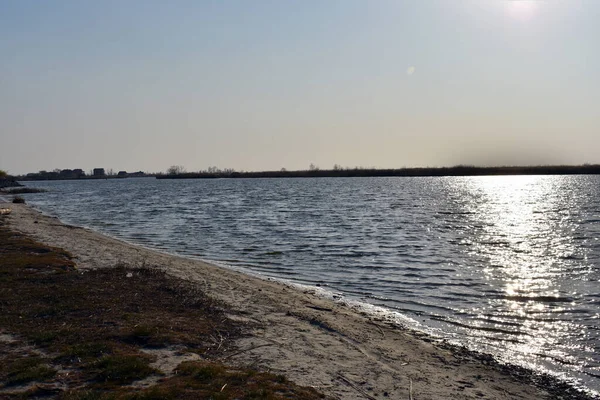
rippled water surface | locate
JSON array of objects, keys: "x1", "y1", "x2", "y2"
[{"x1": 21, "y1": 176, "x2": 600, "y2": 393}]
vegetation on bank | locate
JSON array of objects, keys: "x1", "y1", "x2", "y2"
[
  {"x1": 10, "y1": 163, "x2": 600, "y2": 182},
  {"x1": 0, "y1": 170, "x2": 22, "y2": 189},
  {"x1": 0, "y1": 219, "x2": 325, "y2": 399},
  {"x1": 158, "y1": 164, "x2": 600, "y2": 179}
]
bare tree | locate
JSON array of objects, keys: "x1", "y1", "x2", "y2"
[{"x1": 167, "y1": 165, "x2": 186, "y2": 175}]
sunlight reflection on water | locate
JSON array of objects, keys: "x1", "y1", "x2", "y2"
[
  {"x1": 447, "y1": 176, "x2": 598, "y2": 385},
  {"x1": 22, "y1": 175, "x2": 600, "y2": 393}
]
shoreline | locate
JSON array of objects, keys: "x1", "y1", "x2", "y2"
[
  {"x1": 14, "y1": 164, "x2": 600, "y2": 182},
  {"x1": 3, "y1": 202, "x2": 598, "y2": 400}
]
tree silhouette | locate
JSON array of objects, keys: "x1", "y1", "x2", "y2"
[{"x1": 166, "y1": 165, "x2": 186, "y2": 175}]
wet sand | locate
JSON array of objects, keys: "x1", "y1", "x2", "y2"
[{"x1": 2, "y1": 202, "x2": 595, "y2": 399}]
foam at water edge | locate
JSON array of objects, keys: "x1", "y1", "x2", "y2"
[
  {"x1": 208, "y1": 257, "x2": 427, "y2": 332},
  {"x1": 209, "y1": 259, "x2": 599, "y2": 398}
]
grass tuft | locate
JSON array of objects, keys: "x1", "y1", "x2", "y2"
[
  {"x1": 93, "y1": 354, "x2": 156, "y2": 384},
  {"x1": 5, "y1": 356, "x2": 56, "y2": 386},
  {"x1": 63, "y1": 342, "x2": 112, "y2": 361}
]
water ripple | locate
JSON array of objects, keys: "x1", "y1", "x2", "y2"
[{"x1": 22, "y1": 175, "x2": 600, "y2": 394}]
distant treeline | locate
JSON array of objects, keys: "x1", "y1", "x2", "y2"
[
  {"x1": 11, "y1": 164, "x2": 600, "y2": 182},
  {"x1": 157, "y1": 164, "x2": 600, "y2": 180}
]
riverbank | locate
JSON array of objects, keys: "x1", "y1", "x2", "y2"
[
  {"x1": 0, "y1": 178, "x2": 22, "y2": 189},
  {"x1": 0, "y1": 216, "x2": 323, "y2": 398},
  {"x1": 2, "y1": 202, "x2": 597, "y2": 399}
]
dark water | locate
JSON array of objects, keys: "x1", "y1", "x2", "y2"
[{"x1": 19, "y1": 176, "x2": 600, "y2": 394}]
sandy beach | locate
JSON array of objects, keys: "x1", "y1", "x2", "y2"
[{"x1": 2, "y1": 201, "x2": 595, "y2": 400}]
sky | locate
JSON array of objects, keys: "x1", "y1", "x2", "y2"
[{"x1": 1, "y1": 0, "x2": 599, "y2": 175}]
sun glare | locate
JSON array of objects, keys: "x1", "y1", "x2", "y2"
[{"x1": 506, "y1": 0, "x2": 540, "y2": 20}]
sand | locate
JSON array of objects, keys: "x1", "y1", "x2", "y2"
[{"x1": 2, "y1": 202, "x2": 593, "y2": 400}]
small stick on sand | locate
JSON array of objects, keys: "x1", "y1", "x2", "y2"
[
  {"x1": 222, "y1": 343, "x2": 274, "y2": 360},
  {"x1": 409, "y1": 378, "x2": 414, "y2": 400},
  {"x1": 216, "y1": 331, "x2": 225, "y2": 351},
  {"x1": 337, "y1": 374, "x2": 377, "y2": 400},
  {"x1": 306, "y1": 304, "x2": 333, "y2": 312}
]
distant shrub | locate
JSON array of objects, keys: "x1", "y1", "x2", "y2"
[
  {"x1": 12, "y1": 196, "x2": 25, "y2": 204},
  {"x1": 0, "y1": 170, "x2": 7, "y2": 178}
]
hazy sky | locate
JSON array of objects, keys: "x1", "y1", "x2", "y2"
[{"x1": 1, "y1": 0, "x2": 598, "y2": 174}]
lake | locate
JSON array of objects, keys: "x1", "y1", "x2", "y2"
[{"x1": 19, "y1": 175, "x2": 600, "y2": 394}]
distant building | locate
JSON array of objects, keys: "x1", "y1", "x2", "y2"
[
  {"x1": 117, "y1": 171, "x2": 128, "y2": 177},
  {"x1": 59, "y1": 169, "x2": 74, "y2": 178},
  {"x1": 73, "y1": 169, "x2": 85, "y2": 177},
  {"x1": 93, "y1": 168, "x2": 106, "y2": 177}
]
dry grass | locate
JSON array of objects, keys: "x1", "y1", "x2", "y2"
[{"x1": 0, "y1": 218, "x2": 325, "y2": 399}]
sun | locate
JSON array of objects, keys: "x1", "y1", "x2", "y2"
[{"x1": 506, "y1": 0, "x2": 540, "y2": 20}]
